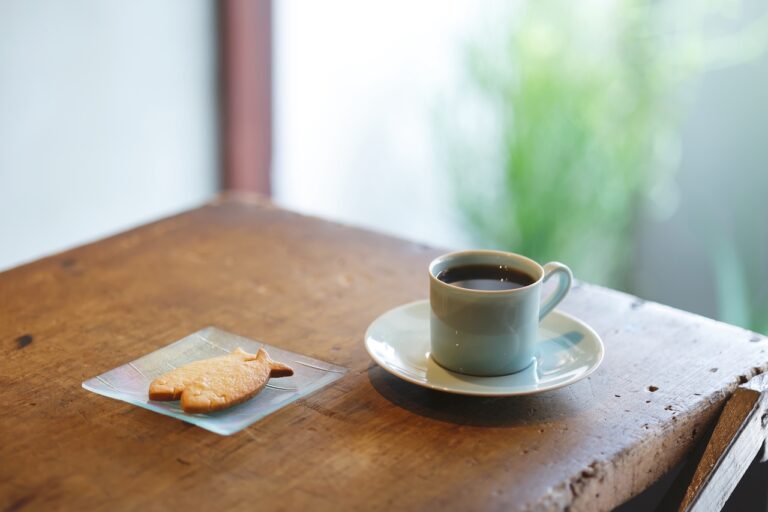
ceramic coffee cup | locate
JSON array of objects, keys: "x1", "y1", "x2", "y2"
[{"x1": 429, "y1": 250, "x2": 572, "y2": 376}]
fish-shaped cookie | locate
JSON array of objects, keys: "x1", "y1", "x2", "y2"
[{"x1": 149, "y1": 347, "x2": 293, "y2": 414}]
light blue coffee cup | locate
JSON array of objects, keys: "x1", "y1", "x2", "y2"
[{"x1": 429, "y1": 250, "x2": 572, "y2": 376}]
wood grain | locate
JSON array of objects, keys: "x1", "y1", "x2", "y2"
[
  {"x1": 680, "y1": 387, "x2": 765, "y2": 511},
  {"x1": 1, "y1": 194, "x2": 767, "y2": 511},
  {"x1": 679, "y1": 373, "x2": 768, "y2": 511}
]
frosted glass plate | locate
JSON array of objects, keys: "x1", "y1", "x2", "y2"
[{"x1": 82, "y1": 327, "x2": 347, "y2": 435}]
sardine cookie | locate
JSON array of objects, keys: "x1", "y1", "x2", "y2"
[{"x1": 149, "y1": 347, "x2": 294, "y2": 413}]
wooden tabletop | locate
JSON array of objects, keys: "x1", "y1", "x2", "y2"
[{"x1": 2, "y1": 195, "x2": 767, "y2": 511}]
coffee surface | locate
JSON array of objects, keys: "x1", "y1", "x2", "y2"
[{"x1": 436, "y1": 264, "x2": 535, "y2": 291}]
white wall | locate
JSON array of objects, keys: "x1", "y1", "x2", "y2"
[
  {"x1": 0, "y1": 0, "x2": 218, "y2": 271},
  {"x1": 273, "y1": 0, "x2": 480, "y2": 249}
]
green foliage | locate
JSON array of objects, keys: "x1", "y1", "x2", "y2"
[
  {"x1": 442, "y1": 0, "x2": 768, "y2": 302},
  {"x1": 444, "y1": 1, "x2": 666, "y2": 285},
  {"x1": 707, "y1": 227, "x2": 768, "y2": 334}
]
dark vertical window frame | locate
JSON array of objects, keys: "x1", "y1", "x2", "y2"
[{"x1": 218, "y1": 0, "x2": 272, "y2": 195}]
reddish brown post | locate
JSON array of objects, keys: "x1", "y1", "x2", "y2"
[{"x1": 219, "y1": 0, "x2": 272, "y2": 195}]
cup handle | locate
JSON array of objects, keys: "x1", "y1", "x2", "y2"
[{"x1": 539, "y1": 262, "x2": 573, "y2": 320}]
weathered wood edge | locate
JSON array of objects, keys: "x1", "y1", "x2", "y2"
[
  {"x1": 683, "y1": 388, "x2": 765, "y2": 511},
  {"x1": 524, "y1": 285, "x2": 768, "y2": 511}
]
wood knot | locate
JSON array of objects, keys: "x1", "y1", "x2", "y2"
[
  {"x1": 60, "y1": 258, "x2": 76, "y2": 268},
  {"x1": 16, "y1": 334, "x2": 33, "y2": 349}
]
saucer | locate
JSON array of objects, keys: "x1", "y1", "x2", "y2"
[{"x1": 364, "y1": 300, "x2": 604, "y2": 396}]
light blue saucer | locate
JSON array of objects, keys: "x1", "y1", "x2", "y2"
[{"x1": 364, "y1": 300, "x2": 604, "y2": 396}]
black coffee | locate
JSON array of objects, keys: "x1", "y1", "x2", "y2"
[{"x1": 436, "y1": 264, "x2": 535, "y2": 291}]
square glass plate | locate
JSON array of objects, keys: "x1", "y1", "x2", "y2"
[{"x1": 82, "y1": 327, "x2": 347, "y2": 435}]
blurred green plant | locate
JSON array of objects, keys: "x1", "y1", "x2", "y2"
[
  {"x1": 705, "y1": 220, "x2": 768, "y2": 335},
  {"x1": 439, "y1": 0, "x2": 768, "y2": 329}
]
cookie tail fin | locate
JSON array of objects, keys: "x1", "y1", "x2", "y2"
[
  {"x1": 244, "y1": 347, "x2": 294, "y2": 377},
  {"x1": 269, "y1": 360, "x2": 294, "y2": 378},
  {"x1": 258, "y1": 348, "x2": 294, "y2": 377}
]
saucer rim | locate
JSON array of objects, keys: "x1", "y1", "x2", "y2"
[{"x1": 364, "y1": 299, "x2": 605, "y2": 397}]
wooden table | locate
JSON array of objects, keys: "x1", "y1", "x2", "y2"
[{"x1": 2, "y1": 195, "x2": 767, "y2": 511}]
